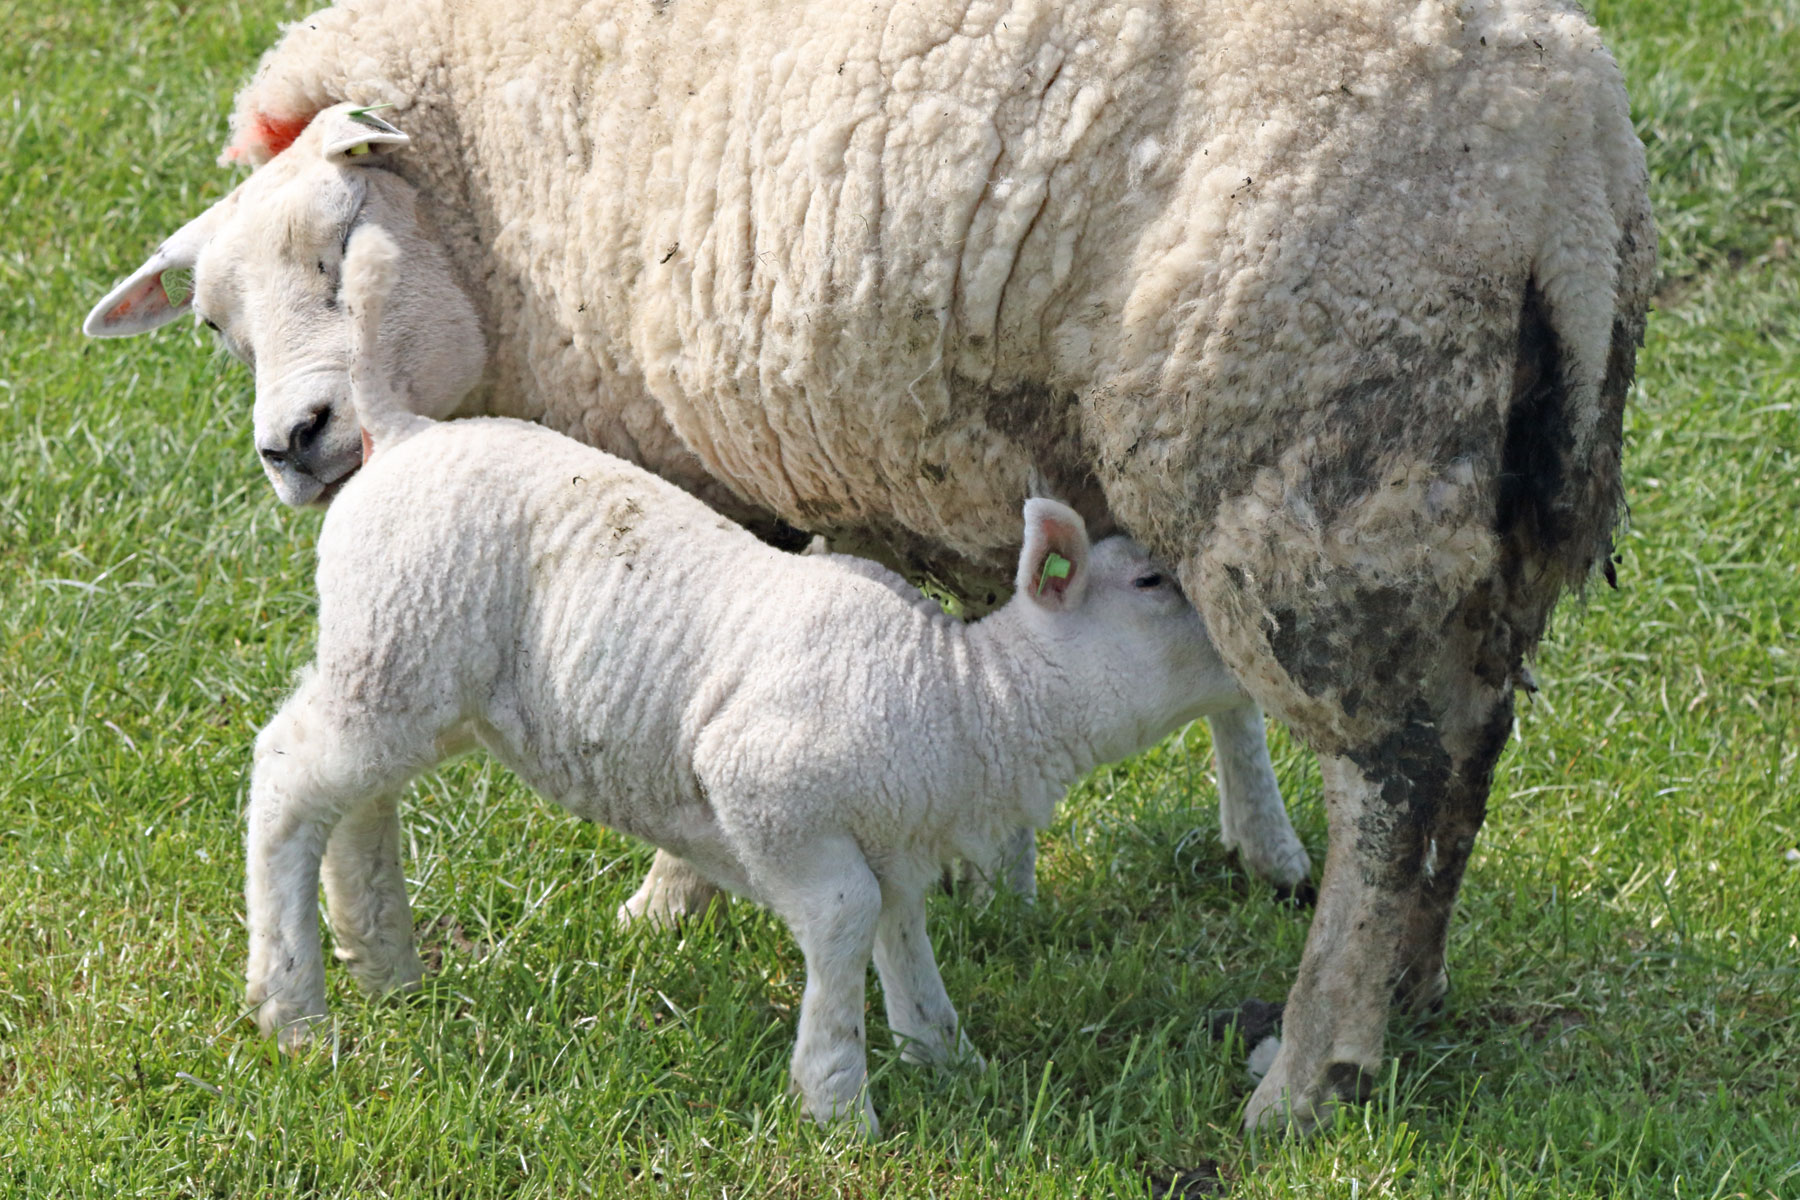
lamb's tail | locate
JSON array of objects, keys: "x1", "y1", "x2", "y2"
[{"x1": 342, "y1": 225, "x2": 431, "y2": 456}]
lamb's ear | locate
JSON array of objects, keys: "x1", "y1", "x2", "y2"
[
  {"x1": 83, "y1": 198, "x2": 230, "y2": 337},
  {"x1": 1016, "y1": 498, "x2": 1092, "y2": 611},
  {"x1": 318, "y1": 104, "x2": 410, "y2": 164}
]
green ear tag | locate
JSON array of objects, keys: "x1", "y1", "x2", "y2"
[
  {"x1": 347, "y1": 143, "x2": 371, "y2": 156},
  {"x1": 162, "y1": 266, "x2": 194, "y2": 307},
  {"x1": 346, "y1": 103, "x2": 394, "y2": 125},
  {"x1": 1036, "y1": 551, "x2": 1072, "y2": 596}
]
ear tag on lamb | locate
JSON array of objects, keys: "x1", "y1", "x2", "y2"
[
  {"x1": 1036, "y1": 552, "x2": 1072, "y2": 596},
  {"x1": 162, "y1": 266, "x2": 195, "y2": 308}
]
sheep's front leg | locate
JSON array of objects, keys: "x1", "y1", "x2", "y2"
[
  {"x1": 872, "y1": 882, "x2": 984, "y2": 1069},
  {"x1": 754, "y1": 836, "x2": 883, "y2": 1136},
  {"x1": 321, "y1": 792, "x2": 424, "y2": 996},
  {"x1": 616, "y1": 849, "x2": 725, "y2": 928},
  {"x1": 1211, "y1": 703, "x2": 1312, "y2": 894}
]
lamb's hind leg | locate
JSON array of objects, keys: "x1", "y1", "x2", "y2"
[
  {"x1": 747, "y1": 835, "x2": 884, "y2": 1136},
  {"x1": 617, "y1": 850, "x2": 725, "y2": 928},
  {"x1": 321, "y1": 792, "x2": 425, "y2": 997},
  {"x1": 1211, "y1": 702, "x2": 1312, "y2": 894},
  {"x1": 872, "y1": 878, "x2": 983, "y2": 1068}
]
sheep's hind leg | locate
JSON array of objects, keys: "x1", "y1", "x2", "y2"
[
  {"x1": 245, "y1": 670, "x2": 432, "y2": 1049},
  {"x1": 616, "y1": 850, "x2": 725, "y2": 928},
  {"x1": 1389, "y1": 672, "x2": 1514, "y2": 1017},
  {"x1": 321, "y1": 792, "x2": 425, "y2": 997},
  {"x1": 1243, "y1": 669, "x2": 1514, "y2": 1134},
  {"x1": 749, "y1": 835, "x2": 883, "y2": 1137},
  {"x1": 872, "y1": 880, "x2": 984, "y2": 1069},
  {"x1": 1211, "y1": 703, "x2": 1312, "y2": 896},
  {"x1": 1240, "y1": 750, "x2": 1416, "y2": 1134}
]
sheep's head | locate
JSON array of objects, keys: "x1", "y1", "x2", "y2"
[{"x1": 84, "y1": 104, "x2": 485, "y2": 506}]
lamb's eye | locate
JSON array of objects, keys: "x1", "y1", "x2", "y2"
[
  {"x1": 1133, "y1": 573, "x2": 1164, "y2": 590},
  {"x1": 202, "y1": 317, "x2": 221, "y2": 332}
]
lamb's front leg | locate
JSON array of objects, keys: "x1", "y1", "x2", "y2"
[
  {"x1": 245, "y1": 696, "x2": 346, "y2": 1048},
  {"x1": 246, "y1": 672, "x2": 427, "y2": 1048},
  {"x1": 1212, "y1": 703, "x2": 1312, "y2": 893},
  {"x1": 752, "y1": 836, "x2": 884, "y2": 1136},
  {"x1": 321, "y1": 792, "x2": 424, "y2": 996},
  {"x1": 617, "y1": 849, "x2": 725, "y2": 928},
  {"x1": 872, "y1": 882, "x2": 984, "y2": 1069}
]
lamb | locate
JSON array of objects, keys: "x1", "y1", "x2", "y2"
[
  {"x1": 247, "y1": 226, "x2": 1249, "y2": 1135},
  {"x1": 86, "y1": 0, "x2": 1656, "y2": 1132}
]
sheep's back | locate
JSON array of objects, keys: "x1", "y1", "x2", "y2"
[{"x1": 245, "y1": 0, "x2": 1650, "y2": 636}]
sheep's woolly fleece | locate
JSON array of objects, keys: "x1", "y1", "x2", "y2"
[{"x1": 224, "y1": 0, "x2": 1653, "y2": 750}]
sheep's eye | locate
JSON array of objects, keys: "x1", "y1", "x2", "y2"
[
  {"x1": 1133, "y1": 573, "x2": 1165, "y2": 590},
  {"x1": 202, "y1": 317, "x2": 221, "y2": 333}
]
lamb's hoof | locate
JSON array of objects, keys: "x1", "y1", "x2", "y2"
[
  {"x1": 899, "y1": 1033, "x2": 987, "y2": 1073},
  {"x1": 254, "y1": 1006, "x2": 327, "y2": 1053},
  {"x1": 1223, "y1": 837, "x2": 1313, "y2": 898},
  {"x1": 940, "y1": 860, "x2": 1025, "y2": 906},
  {"x1": 797, "y1": 1086, "x2": 880, "y2": 1139},
  {"x1": 339, "y1": 951, "x2": 426, "y2": 998},
  {"x1": 615, "y1": 883, "x2": 723, "y2": 930}
]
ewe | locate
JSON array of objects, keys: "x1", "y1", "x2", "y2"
[
  {"x1": 89, "y1": 0, "x2": 1654, "y2": 1131},
  {"x1": 248, "y1": 227, "x2": 1250, "y2": 1135}
]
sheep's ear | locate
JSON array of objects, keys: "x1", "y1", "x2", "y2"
[
  {"x1": 83, "y1": 198, "x2": 230, "y2": 337},
  {"x1": 1016, "y1": 498, "x2": 1092, "y2": 611},
  {"x1": 318, "y1": 104, "x2": 410, "y2": 165}
]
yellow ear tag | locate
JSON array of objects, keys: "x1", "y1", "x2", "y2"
[{"x1": 347, "y1": 143, "x2": 371, "y2": 157}]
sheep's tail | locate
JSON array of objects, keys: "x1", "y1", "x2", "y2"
[{"x1": 342, "y1": 224, "x2": 431, "y2": 455}]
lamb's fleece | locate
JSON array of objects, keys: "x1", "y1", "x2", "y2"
[
  {"x1": 225, "y1": 0, "x2": 1653, "y2": 743},
  {"x1": 248, "y1": 246, "x2": 1242, "y2": 1130}
]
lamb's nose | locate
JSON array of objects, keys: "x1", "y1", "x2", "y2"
[{"x1": 259, "y1": 405, "x2": 332, "y2": 470}]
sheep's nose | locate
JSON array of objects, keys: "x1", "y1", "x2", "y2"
[{"x1": 259, "y1": 405, "x2": 333, "y2": 471}]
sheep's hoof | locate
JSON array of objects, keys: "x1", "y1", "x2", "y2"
[{"x1": 1243, "y1": 1053, "x2": 1375, "y2": 1139}]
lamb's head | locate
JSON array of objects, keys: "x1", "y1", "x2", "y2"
[
  {"x1": 1006, "y1": 499, "x2": 1244, "y2": 764},
  {"x1": 84, "y1": 104, "x2": 485, "y2": 506}
]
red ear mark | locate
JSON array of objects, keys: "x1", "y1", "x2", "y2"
[
  {"x1": 224, "y1": 110, "x2": 316, "y2": 164},
  {"x1": 110, "y1": 273, "x2": 168, "y2": 318}
]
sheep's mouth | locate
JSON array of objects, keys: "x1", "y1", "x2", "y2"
[{"x1": 311, "y1": 462, "x2": 361, "y2": 507}]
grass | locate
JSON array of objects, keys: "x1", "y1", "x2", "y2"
[{"x1": 1, "y1": 0, "x2": 1796, "y2": 1195}]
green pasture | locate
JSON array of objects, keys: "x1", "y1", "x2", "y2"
[{"x1": 1, "y1": 1, "x2": 1795, "y2": 1195}]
